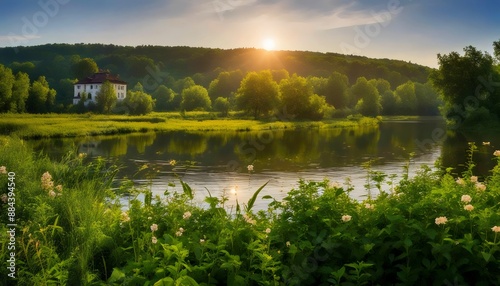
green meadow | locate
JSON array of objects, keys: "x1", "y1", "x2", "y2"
[{"x1": 0, "y1": 112, "x2": 380, "y2": 139}]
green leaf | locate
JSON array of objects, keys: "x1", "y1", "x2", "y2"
[
  {"x1": 245, "y1": 180, "x2": 269, "y2": 212},
  {"x1": 481, "y1": 251, "x2": 492, "y2": 262},
  {"x1": 154, "y1": 277, "x2": 174, "y2": 286},
  {"x1": 180, "y1": 179, "x2": 194, "y2": 200},
  {"x1": 262, "y1": 195, "x2": 273, "y2": 199},
  {"x1": 107, "y1": 268, "x2": 125, "y2": 283},
  {"x1": 175, "y1": 276, "x2": 199, "y2": 286}
]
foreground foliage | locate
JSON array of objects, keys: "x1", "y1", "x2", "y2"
[{"x1": 1, "y1": 138, "x2": 500, "y2": 285}]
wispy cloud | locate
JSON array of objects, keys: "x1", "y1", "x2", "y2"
[{"x1": 0, "y1": 34, "x2": 41, "y2": 46}]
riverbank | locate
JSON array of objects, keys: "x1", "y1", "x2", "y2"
[
  {"x1": 0, "y1": 112, "x2": 381, "y2": 139},
  {"x1": 1, "y1": 137, "x2": 500, "y2": 285}
]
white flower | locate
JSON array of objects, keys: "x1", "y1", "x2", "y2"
[
  {"x1": 0, "y1": 166, "x2": 6, "y2": 174},
  {"x1": 364, "y1": 203, "x2": 374, "y2": 210},
  {"x1": 78, "y1": 153, "x2": 87, "y2": 159},
  {"x1": 470, "y1": 176, "x2": 478, "y2": 183},
  {"x1": 152, "y1": 236, "x2": 158, "y2": 244},
  {"x1": 41, "y1": 171, "x2": 54, "y2": 191},
  {"x1": 475, "y1": 182, "x2": 486, "y2": 192},
  {"x1": 494, "y1": 150, "x2": 500, "y2": 157},
  {"x1": 341, "y1": 215, "x2": 352, "y2": 222},
  {"x1": 247, "y1": 164, "x2": 254, "y2": 172},
  {"x1": 175, "y1": 231, "x2": 183, "y2": 237},
  {"x1": 48, "y1": 190, "x2": 56, "y2": 198},
  {"x1": 482, "y1": 142, "x2": 490, "y2": 146},
  {"x1": 265, "y1": 228, "x2": 271, "y2": 234},
  {"x1": 150, "y1": 224, "x2": 158, "y2": 232},
  {"x1": 492, "y1": 226, "x2": 500, "y2": 233},
  {"x1": 464, "y1": 204, "x2": 474, "y2": 211},
  {"x1": 329, "y1": 181, "x2": 341, "y2": 189},
  {"x1": 200, "y1": 239, "x2": 205, "y2": 244},
  {"x1": 1, "y1": 193, "x2": 8, "y2": 203},
  {"x1": 169, "y1": 160, "x2": 177, "y2": 166},
  {"x1": 461, "y1": 195, "x2": 472, "y2": 204},
  {"x1": 183, "y1": 211, "x2": 192, "y2": 220},
  {"x1": 435, "y1": 216, "x2": 448, "y2": 225},
  {"x1": 147, "y1": 216, "x2": 152, "y2": 220},
  {"x1": 286, "y1": 241, "x2": 291, "y2": 247},
  {"x1": 55, "y1": 185, "x2": 63, "y2": 192}
]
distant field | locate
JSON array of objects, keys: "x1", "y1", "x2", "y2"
[{"x1": 0, "y1": 112, "x2": 381, "y2": 139}]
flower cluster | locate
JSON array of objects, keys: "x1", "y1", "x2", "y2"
[
  {"x1": 364, "y1": 203, "x2": 375, "y2": 210},
  {"x1": 461, "y1": 195, "x2": 472, "y2": 204},
  {"x1": 492, "y1": 226, "x2": 500, "y2": 233},
  {"x1": 341, "y1": 215, "x2": 352, "y2": 222},
  {"x1": 265, "y1": 228, "x2": 271, "y2": 234},
  {"x1": 494, "y1": 150, "x2": 500, "y2": 157},
  {"x1": 456, "y1": 177, "x2": 465, "y2": 186},
  {"x1": 243, "y1": 213, "x2": 256, "y2": 225},
  {"x1": 1, "y1": 193, "x2": 7, "y2": 203},
  {"x1": 150, "y1": 223, "x2": 158, "y2": 232},
  {"x1": 0, "y1": 166, "x2": 6, "y2": 174},
  {"x1": 121, "y1": 211, "x2": 130, "y2": 222},
  {"x1": 175, "y1": 227, "x2": 185, "y2": 237},
  {"x1": 247, "y1": 164, "x2": 254, "y2": 172},
  {"x1": 435, "y1": 216, "x2": 448, "y2": 225},
  {"x1": 169, "y1": 160, "x2": 177, "y2": 166},
  {"x1": 183, "y1": 211, "x2": 192, "y2": 220},
  {"x1": 475, "y1": 182, "x2": 486, "y2": 192},
  {"x1": 464, "y1": 204, "x2": 474, "y2": 212},
  {"x1": 41, "y1": 171, "x2": 54, "y2": 191}
]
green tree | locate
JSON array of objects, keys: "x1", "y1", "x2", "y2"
[
  {"x1": 279, "y1": 74, "x2": 327, "y2": 119},
  {"x1": 174, "y1": 77, "x2": 195, "y2": 94},
  {"x1": 271, "y1": 69, "x2": 290, "y2": 82},
  {"x1": 72, "y1": 58, "x2": 99, "y2": 80},
  {"x1": 351, "y1": 77, "x2": 381, "y2": 116},
  {"x1": 213, "y1": 97, "x2": 230, "y2": 117},
  {"x1": 180, "y1": 85, "x2": 211, "y2": 111},
  {"x1": 325, "y1": 72, "x2": 349, "y2": 109},
  {"x1": 395, "y1": 81, "x2": 417, "y2": 115},
  {"x1": 494, "y1": 39, "x2": 500, "y2": 61},
  {"x1": 153, "y1": 85, "x2": 176, "y2": 111},
  {"x1": 415, "y1": 81, "x2": 440, "y2": 115},
  {"x1": 132, "y1": 82, "x2": 144, "y2": 92},
  {"x1": 430, "y1": 45, "x2": 499, "y2": 125},
  {"x1": 57, "y1": 78, "x2": 77, "y2": 106},
  {"x1": 369, "y1": 78, "x2": 391, "y2": 95},
  {"x1": 96, "y1": 80, "x2": 117, "y2": 114},
  {"x1": 11, "y1": 72, "x2": 30, "y2": 113},
  {"x1": 0, "y1": 64, "x2": 15, "y2": 112},
  {"x1": 26, "y1": 76, "x2": 56, "y2": 113},
  {"x1": 124, "y1": 90, "x2": 155, "y2": 115},
  {"x1": 236, "y1": 70, "x2": 280, "y2": 118},
  {"x1": 208, "y1": 70, "x2": 243, "y2": 101},
  {"x1": 307, "y1": 76, "x2": 328, "y2": 97},
  {"x1": 380, "y1": 90, "x2": 399, "y2": 115}
]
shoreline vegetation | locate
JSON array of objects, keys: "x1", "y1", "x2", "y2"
[
  {"x1": 1, "y1": 137, "x2": 500, "y2": 285},
  {"x1": 0, "y1": 112, "x2": 383, "y2": 139}
]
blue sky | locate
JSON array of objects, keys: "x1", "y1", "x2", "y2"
[{"x1": 0, "y1": 0, "x2": 499, "y2": 67}]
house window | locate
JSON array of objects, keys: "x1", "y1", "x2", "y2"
[
  {"x1": 90, "y1": 85, "x2": 93, "y2": 90},
  {"x1": 77, "y1": 92, "x2": 80, "y2": 98},
  {"x1": 88, "y1": 94, "x2": 92, "y2": 100}
]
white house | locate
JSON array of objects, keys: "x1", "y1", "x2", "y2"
[{"x1": 73, "y1": 70, "x2": 127, "y2": 105}]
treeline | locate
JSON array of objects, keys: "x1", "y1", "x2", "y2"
[{"x1": 0, "y1": 44, "x2": 430, "y2": 106}]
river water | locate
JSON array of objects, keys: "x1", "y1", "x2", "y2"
[{"x1": 28, "y1": 118, "x2": 500, "y2": 211}]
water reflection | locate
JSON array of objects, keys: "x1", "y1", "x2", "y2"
[{"x1": 30, "y1": 119, "x2": 484, "y2": 209}]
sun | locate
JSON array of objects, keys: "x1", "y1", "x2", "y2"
[{"x1": 262, "y1": 38, "x2": 276, "y2": 51}]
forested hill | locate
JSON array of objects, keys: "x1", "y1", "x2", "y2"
[{"x1": 0, "y1": 43, "x2": 430, "y2": 89}]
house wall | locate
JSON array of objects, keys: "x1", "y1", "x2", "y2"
[{"x1": 73, "y1": 83, "x2": 127, "y2": 105}]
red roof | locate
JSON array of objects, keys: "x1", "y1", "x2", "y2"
[{"x1": 75, "y1": 71, "x2": 127, "y2": 85}]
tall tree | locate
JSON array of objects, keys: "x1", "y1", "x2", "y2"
[
  {"x1": 395, "y1": 81, "x2": 417, "y2": 115},
  {"x1": 324, "y1": 72, "x2": 349, "y2": 109},
  {"x1": 11, "y1": 72, "x2": 30, "y2": 113},
  {"x1": 0, "y1": 64, "x2": 15, "y2": 112},
  {"x1": 236, "y1": 70, "x2": 280, "y2": 118},
  {"x1": 430, "y1": 45, "x2": 497, "y2": 124},
  {"x1": 26, "y1": 76, "x2": 56, "y2": 113},
  {"x1": 279, "y1": 74, "x2": 325, "y2": 119},
  {"x1": 153, "y1": 85, "x2": 175, "y2": 111},
  {"x1": 96, "y1": 80, "x2": 117, "y2": 114},
  {"x1": 208, "y1": 70, "x2": 243, "y2": 101},
  {"x1": 72, "y1": 58, "x2": 99, "y2": 80},
  {"x1": 351, "y1": 77, "x2": 381, "y2": 116}
]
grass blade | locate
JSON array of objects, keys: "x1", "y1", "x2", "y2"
[{"x1": 245, "y1": 180, "x2": 269, "y2": 212}]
